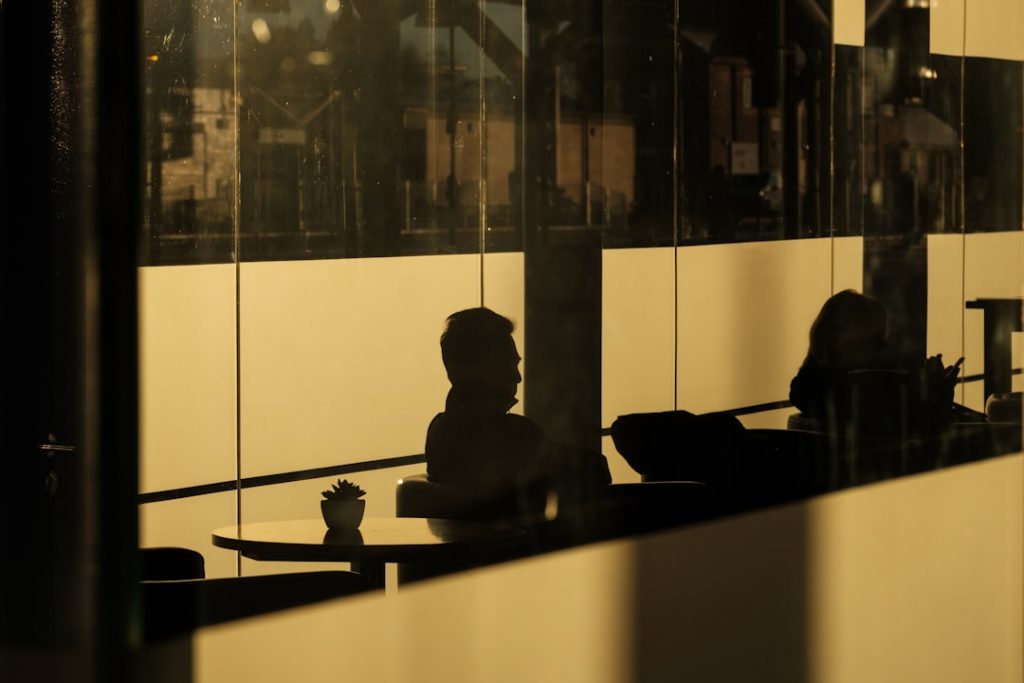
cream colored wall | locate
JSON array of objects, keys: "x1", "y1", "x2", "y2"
[
  {"x1": 833, "y1": 0, "x2": 865, "y2": 47},
  {"x1": 928, "y1": 231, "x2": 1023, "y2": 410},
  {"x1": 139, "y1": 253, "x2": 524, "y2": 573},
  {"x1": 964, "y1": 0, "x2": 1024, "y2": 61},
  {"x1": 601, "y1": 238, "x2": 863, "y2": 426},
  {"x1": 482, "y1": 251, "x2": 527, "y2": 415},
  {"x1": 237, "y1": 251, "x2": 524, "y2": 479},
  {"x1": 677, "y1": 238, "x2": 833, "y2": 413},
  {"x1": 601, "y1": 237, "x2": 863, "y2": 472},
  {"x1": 138, "y1": 232, "x2": 1015, "y2": 567},
  {"x1": 602, "y1": 248, "x2": 676, "y2": 425},
  {"x1": 138, "y1": 264, "x2": 237, "y2": 493},
  {"x1": 194, "y1": 454, "x2": 1024, "y2": 683},
  {"x1": 832, "y1": 236, "x2": 865, "y2": 293},
  {"x1": 933, "y1": 0, "x2": 1024, "y2": 60},
  {"x1": 931, "y1": 0, "x2": 966, "y2": 57},
  {"x1": 964, "y1": 231, "x2": 1024, "y2": 409},
  {"x1": 601, "y1": 248, "x2": 675, "y2": 482},
  {"x1": 238, "y1": 255, "x2": 479, "y2": 477},
  {"x1": 805, "y1": 455, "x2": 1023, "y2": 682}
]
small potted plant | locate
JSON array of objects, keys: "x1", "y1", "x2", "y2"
[{"x1": 320, "y1": 479, "x2": 366, "y2": 530}]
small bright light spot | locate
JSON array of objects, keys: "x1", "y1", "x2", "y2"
[
  {"x1": 918, "y1": 66, "x2": 939, "y2": 80},
  {"x1": 324, "y1": 0, "x2": 341, "y2": 13},
  {"x1": 870, "y1": 179, "x2": 884, "y2": 207},
  {"x1": 146, "y1": 54, "x2": 160, "y2": 62},
  {"x1": 307, "y1": 51, "x2": 333, "y2": 66},
  {"x1": 544, "y1": 490, "x2": 559, "y2": 521},
  {"x1": 251, "y1": 18, "x2": 271, "y2": 44}
]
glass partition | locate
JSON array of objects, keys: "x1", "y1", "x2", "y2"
[{"x1": 138, "y1": 0, "x2": 1023, "y2": 579}]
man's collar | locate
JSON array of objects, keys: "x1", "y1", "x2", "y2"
[{"x1": 446, "y1": 383, "x2": 518, "y2": 414}]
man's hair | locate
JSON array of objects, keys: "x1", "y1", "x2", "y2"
[{"x1": 440, "y1": 308, "x2": 514, "y2": 374}]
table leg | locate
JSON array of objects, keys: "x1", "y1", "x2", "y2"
[{"x1": 982, "y1": 308, "x2": 1020, "y2": 401}]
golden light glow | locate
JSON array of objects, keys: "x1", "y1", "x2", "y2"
[
  {"x1": 251, "y1": 18, "x2": 271, "y2": 45},
  {"x1": 307, "y1": 51, "x2": 333, "y2": 66}
]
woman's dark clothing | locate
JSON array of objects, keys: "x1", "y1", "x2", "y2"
[
  {"x1": 425, "y1": 384, "x2": 611, "y2": 503},
  {"x1": 789, "y1": 357, "x2": 851, "y2": 422},
  {"x1": 789, "y1": 356, "x2": 954, "y2": 435}
]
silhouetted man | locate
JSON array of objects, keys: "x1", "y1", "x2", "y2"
[{"x1": 425, "y1": 308, "x2": 610, "y2": 510}]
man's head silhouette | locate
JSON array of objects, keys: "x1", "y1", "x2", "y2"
[{"x1": 440, "y1": 308, "x2": 521, "y2": 398}]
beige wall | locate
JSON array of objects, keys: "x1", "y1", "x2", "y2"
[
  {"x1": 929, "y1": 231, "x2": 1024, "y2": 410},
  {"x1": 932, "y1": 0, "x2": 1024, "y2": 60},
  {"x1": 677, "y1": 238, "x2": 833, "y2": 413},
  {"x1": 194, "y1": 453, "x2": 1024, "y2": 683},
  {"x1": 138, "y1": 264, "x2": 237, "y2": 493},
  {"x1": 138, "y1": 253, "x2": 524, "y2": 575},
  {"x1": 834, "y1": 0, "x2": 865, "y2": 47},
  {"x1": 602, "y1": 237, "x2": 864, "y2": 419},
  {"x1": 139, "y1": 233, "x2": 1015, "y2": 569}
]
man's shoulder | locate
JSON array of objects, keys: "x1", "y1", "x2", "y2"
[{"x1": 426, "y1": 410, "x2": 546, "y2": 452}]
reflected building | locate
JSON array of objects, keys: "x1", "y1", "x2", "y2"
[{"x1": 3, "y1": 0, "x2": 1022, "y2": 681}]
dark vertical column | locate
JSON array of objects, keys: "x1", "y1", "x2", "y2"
[
  {"x1": 90, "y1": 0, "x2": 141, "y2": 678},
  {"x1": 523, "y1": 3, "x2": 603, "y2": 452},
  {"x1": 863, "y1": 6, "x2": 944, "y2": 364},
  {"x1": 833, "y1": 45, "x2": 864, "y2": 238},
  {"x1": 1, "y1": 0, "x2": 82, "y2": 660},
  {"x1": 2, "y1": 0, "x2": 142, "y2": 680},
  {"x1": 357, "y1": 5, "x2": 403, "y2": 256}
]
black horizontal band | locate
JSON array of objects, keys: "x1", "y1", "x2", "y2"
[
  {"x1": 138, "y1": 454, "x2": 426, "y2": 505},
  {"x1": 596, "y1": 369, "x2": 1020, "y2": 437},
  {"x1": 139, "y1": 368, "x2": 1020, "y2": 504}
]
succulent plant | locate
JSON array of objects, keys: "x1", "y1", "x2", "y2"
[{"x1": 321, "y1": 478, "x2": 366, "y2": 502}]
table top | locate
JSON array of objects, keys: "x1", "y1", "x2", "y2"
[{"x1": 212, "y1": 517, "x2": 526, "y2": 563}]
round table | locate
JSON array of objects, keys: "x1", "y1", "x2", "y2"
[{"x1": 212, "y1": 517, "x2": 526, "y2": 588}]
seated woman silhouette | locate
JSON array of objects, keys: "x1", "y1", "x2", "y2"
[
  {"x1": 425, "y1": 308, "x2": 610, "y2": 510},
  {"x1": 790, "y1": 290, "x2": 961, "y2": 434}
]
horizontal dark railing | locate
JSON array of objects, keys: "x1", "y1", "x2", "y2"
[
  {"x1": 597, "y1": 398, "x2": 794, "y2": 437},
  {"x1": 138, "y1": 369, "x2": 1018, "y2": 505},
  {"x1": 137, "y1": 454, "x2": 426, "y2": 505}
]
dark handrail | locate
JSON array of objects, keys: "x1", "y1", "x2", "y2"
[{"x1": 138, "y1": 369, "x2": 1017, "y2": 504}]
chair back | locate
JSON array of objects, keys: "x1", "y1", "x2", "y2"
[
  {"x1": 985, "y1": 392, "x2": 1022, "y2": 423},
  {"x1": 396, "y1": 473, "x2": 546, "y2": 522},
  {"x1": 610, "y1": 410, "x2": 746, "y2": 482},
  {"x1": 846, "y1": 369, "x2": 913, "y2": 439},
  {"x1": 140, "y1": 546, "x2": 205, "y2": 581},
  {"x1": 142, "y1": 570, "x2": 370, "y2": 641}
]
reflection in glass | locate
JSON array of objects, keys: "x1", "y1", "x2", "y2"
[
  {"x1": 136, "y1": 1, "x2": 1023, "y2": 543},
  {"x1": 143, "y1": 0, "x2": 236, "y2": 265}
]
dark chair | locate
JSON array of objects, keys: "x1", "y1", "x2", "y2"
[
  {"x1": 140, "y1": 547, "x2": 371, "y2": 641},
  {"x1": 142, "y1": 570, "x2": 372, "y2": 642},
  {"x1": 846, "y1": 369, "x2": 914, "y2": 440},
  {"x1": 786, "y1": 412, "x2": 823, "y2": 432},
  {"x1": 141, "y1": 546, "x2": 206, "y2": 581},
  {"x1": 610, "y1": 410, "x2": 748, "y2": 483},
  {"x1": 395, "y1": 473, "x2": 546, "y2": 583},
  {"x1": 395, "y1": 474, "x2": 716, "y2": 583},
  {"x1": 985, "y1": 392, "x2": 1022, "y2": 423},
  {"x1": 396, "y1": 473, "x2": 548, "y2": 522},
  {"x1": 559, "y1": 481, "x2": 715, "y2": 540}
]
